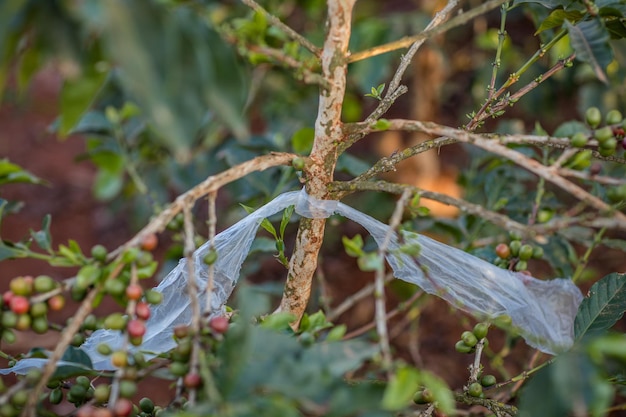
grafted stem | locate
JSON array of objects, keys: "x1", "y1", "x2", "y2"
[{"x1": 279, "y1": 0, "x2": 356, "y2": 324}]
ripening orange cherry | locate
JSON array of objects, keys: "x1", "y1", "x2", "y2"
[
  {"x1": 125, "y1": 284, "x2": 142, "y2": 301},
  {"x1": 140, "y1": 233, "x2": 158, "y2": 251}
]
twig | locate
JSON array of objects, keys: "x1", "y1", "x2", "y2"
[
  {"x1": 557, "y1": 168, "x2": 626, "y2": 185},
  {"x1": 22, "y1": 283, "x2": 105, "y2": 417},
  {"x1": 348, "y1": 0, "x2": 507, "y2": 63},
  {"x1": 109, "y1": 152, "x2": 296, "y2": 258},
  {"x1": 343, "y1": 287, "x2": 424, "y2": 340},
  {"x1": 327, "y1": 273, "x2": 395, "y2": 321},
  {"x1": 454, "y1": 392, "x2": 517, "y2": 416},
  {"x1": 241, "y1": 44, "x2": 328, "y2": 87},
  {"x1": 379, "y1": 120, "x2": 626, "y2": 229},
  {"x1": 375, "y1": 189, "x2": 412, "y2": 371},
  {"x1": 487, "y1": 2, "x2": 510, "y2": 99},
  {"x1": 240, "y1": 0, "x2": 321, "y2": 56},
  {"x1": 572, "y1": 227, "x2": 606, "y2": 284},
  {"x1": 469, "y1": 339, "x2": 486, "y2": 384},
  {"x1": 386, "y1": 0, "x2": 460, "y2": 95},
  {"x1": 338, "y1": 0, "x2": 460, "y2": 154},
  {"x1": 330, "y1": 180, "x2": 533, "y2": 238},
  {"x1": 204, "y1": 192, "x2": 217, "y2": 317},
  {"x1": 183, "y1": 205, "x2": 200, "y2": 406}
]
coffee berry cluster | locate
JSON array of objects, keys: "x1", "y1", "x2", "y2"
[{"x1": 493, "y1": 232, "x2": 543, "y2": 273}]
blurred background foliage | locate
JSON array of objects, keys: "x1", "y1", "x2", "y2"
[{"x1": 1, "y1": 0, "x2": 626, "y2": 416}]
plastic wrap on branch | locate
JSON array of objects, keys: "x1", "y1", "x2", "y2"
[{"x1": 1, "y1": 189, "x2": 583, "y2": 374}]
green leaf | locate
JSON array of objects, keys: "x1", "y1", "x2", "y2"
[
  {"x1": 566, "y1": 19, "x2": 612, "y2": 84},
  {"x1": 300, "y1": 310, "x2": 331, "y2": 333},
  {"x1": 51, "y1": 346, "x2": 96, "y2": 379},
  {"x1": 93, "y1": 169, "x2": 124, "y2": 201},
  {"x1": 373, "y1": 118, "x2": 391, "y2": 131},
  {"x1": 536, "y1": 9, "x2": 584, "y2": 33},
  {"x1": 358, "y1": 252, "x2": 383, "y2": 272},
  {"x1": 280, "y1": 205, "x2": 294, "y2": 237},
  {"x1": 418, "y1": 370, "x2": 455, "y2": 415},
  {"x1": 553, "y1": 120, "x2": 589, "y2": 137},
  {"x1": 513, "y1": 0, "x2": 572, "y2": 8},
  {"x1": 101, "y1": 1, "x2": 249, "y2": 160},
  {"x1": 605, "y1": 17, "x2": 626, "y2": 39},
  {"x1": 260, "y1": 312, "x2": 296, "y2": 331},
  {"x1": 291, "y1": 127, "x2": 315, "y2": 154},
  {"x1": 0, "y1": 159, "x2": 44, "y2": 186},
  {"x1": 574, "y1": 273, "x2": 626, "y2": 339},
  {"x1": 381, "y1": 365, "x2": 420, "y2": 410},
  {"x1": 342, "y1": 234, "x2": 364, "y2": 257},
  {"x1": 325, "y1": 324, "x2": 347, "y2": 342},
  {"x1": 518, "y1": 351, "x2": 614, "y2": 417},
  {"x1": 30, "y1": 214, "x2": 52, "y2": 253},
  {"x1": 59, "y1": 69, "x2": 108, "y2": 137}
]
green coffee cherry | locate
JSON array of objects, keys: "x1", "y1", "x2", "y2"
[
  {"x1": 509, "y1": 240, "x2": 521, "y2": 257},
  {"x1": 119, "y1": 380, "x2": 137, "y2": 399},
  {"x1": 94, "y1": 384, "x2": 111, "y2": 403},
  {"x1": 606, "y1": 109, "x2": 623, "y2": 125},
  {"x1": 33, "y1": 275, "x2": 56, "y2": 293},
  {"x1": 518, "y1": 244, "x2": 533, "y2": 261},
  {"x1": 103, "y1": 313, "x2": 127, "y2": 330},
  {"x1": 461, "y1": 331, "x2": 478, "y2": 347},
  {"x1": 145, "y1": 290, "x2": 163, "y2": 305},
  {"x1": 537, "y1": 209, "x2": 553, "y2": 223},
  {"x1": 170, "y1": 361, "x2": 189, "y2": 377},
  {"x1": 532, "y1": 246, "x2": 544, "y2": 259},
  {"x1": 292, "y1": 157, "x2": 305, "y2": 171},
  {"x1": 455, "y1": 340, "x2": 473, "y2": 353},
  {"x1": 468, "y1": 382, "x2": 483, "y2": 397},
  {"x1": 76, "y1": 375, "x2": 91, "y2": 388},
  {"x1": 49, "y1": 388, "x2": 63, "y2": 405},
  {"x1": 10, "y1": 390, "x2": 28, "y2": 407},
  {"x1": 140, "y1": 397, "x2": 155, "y2": 413},
  {"x1": 515, "y1": 260, "x2": 527, "y2": 271},
  {"x1": 599, "y1": 146, "x2": 615, "y2": 157},
  {"x1": 203, "y1": 249, "x2": 218, "y2": 265},
  {"x1": 413, "y1": 389, "x2": 434, "y2": 404},
  {"x1": 473, "y1": 323, "x2": 489, "y2": 340},
  {"x1": 91, "y1": 245, "x2": 108, "y2": 262},
  {"x1": 481, "y1": 374, "x2": 497, "y2": 387},
  {"x1": 586, "y1": 107, "x2": 602, "y2": 128},
  {"x1": 570, "y1": 132, "x2": 588, "y2": 148},
  {"x1": 595, "y1": 126, "x2": 614, "y2": 143}
]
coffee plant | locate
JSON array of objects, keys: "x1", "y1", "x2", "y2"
[{"x1": 1, "y1": 0, "x2": 626, "y2": 416}]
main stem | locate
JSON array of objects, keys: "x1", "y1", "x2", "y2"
[{"x1": 279, "y1": 0, "x2": 355, "y2": 323}]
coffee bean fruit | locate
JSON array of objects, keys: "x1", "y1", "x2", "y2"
[
  {"x1": 473, "y1": 323, "x2": 489, "y2": 340},
  {"x1": 606, "y1": 109, "x2": 623, "y2": 125},
  {"x1": 586, "y1": 107, "x2": 602, "y2": 128},
  {"x1": 468, "y1": 382, "x2": 483, "y2": 397}
]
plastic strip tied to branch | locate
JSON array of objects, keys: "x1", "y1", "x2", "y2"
[{"x1": 1, "y1": 189, "x2": 583, "y2": 374}]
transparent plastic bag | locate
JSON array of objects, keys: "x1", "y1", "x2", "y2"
[{"x1": 1, "y1": 189, "x2": 583, "y2": 374}]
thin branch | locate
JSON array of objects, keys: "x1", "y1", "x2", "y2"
[
  {"x1": 343, "y1": 287, "x2": 424, "y2": 340},
  {"x1": 242, "y1": 44, "x2": 328, "y2": 87},
  {"x1": 379, "y1": 120, "x2": 626, "y2": 228},
  {"x1": 330, "y1": 180, "x2": 533, "y2": 237},
  {"x1": 23, "y1": 284, "x2": 105, "y2": 416},
  {"x1": 204, "y1": 192, "x2": 218, "y2": 317},
  {"x1": 387, "y1": 0, "x2": 460, "y2": 95},
  {"x1": 375, "y1": 189, "x2": 412, "y2": 370},
  {"x1": 348, "y1": 0, "x2": 506, "y2": 63},
  {"x1": 327, "y1": 273, "x2": 395, "y2": 321},
  {"x1": 183, "y1": 205, "x2": 201, "y2": 406},
  {"x1": 109, "y1": 152, "x2": 296, "y2": 258},
  {"x1": 240, "y1": 0, "x2": 321, "y2": 56}
]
